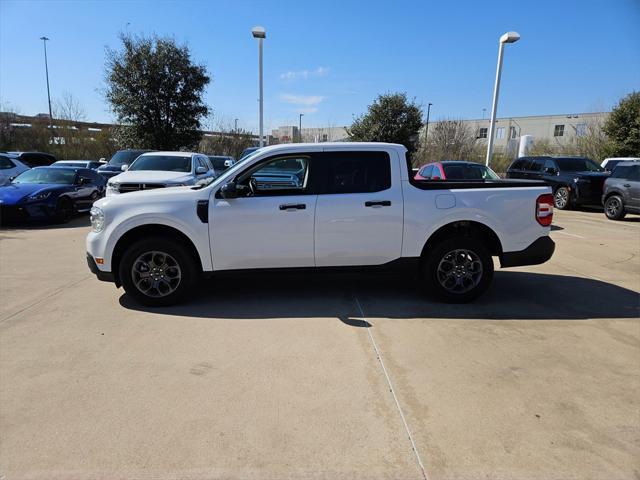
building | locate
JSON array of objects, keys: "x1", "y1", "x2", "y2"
[
  {"x1": 271, "y1": 125, "x2": 348, "y2": 144},
  {"x1": 423, "y1": 112, "x2": 609, "y2": 155}
]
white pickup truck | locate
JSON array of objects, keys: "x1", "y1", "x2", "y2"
[{"x1": 87, "y1": 143, "x2": 555, "y2": 306}]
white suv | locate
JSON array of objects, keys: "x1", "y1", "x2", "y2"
[{"x1": 106, "y1": 151, "x2": 215, "y2": 196}]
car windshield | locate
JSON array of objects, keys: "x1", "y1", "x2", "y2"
[
  {"x1": 129, "y1": 155, "x2": 192, "y2": 172},
  {"x1": 555, "y1": 157, "x2": 603, "y2": 172},
  {"x1": 13, "y1": 168, "x2": 76, "y2": 184},
  {"x1": 442, "y1": 163, "x2": 500, "y2": 180},
  {"x1": 108, "y1": 150, "x2": 145, "y2": 166}
]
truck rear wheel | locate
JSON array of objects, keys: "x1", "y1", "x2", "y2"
[
  {"x1": 119, "y1": 237, "x2": 197, "y2": 306},
  {"x1": 422, "y1": 235, "x2": 494, "y2": 303}
]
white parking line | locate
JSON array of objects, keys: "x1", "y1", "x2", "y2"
[
  {"x1": 354, "y1": 295, "x2": 428, "y2": 480},
  {"x1": 552, "y1": 230, "x2": 586, "y2": 239}
]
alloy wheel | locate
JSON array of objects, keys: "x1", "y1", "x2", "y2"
[
  {"x1": 131, "y1": 251, "x2": 182, "y2": 298},
  {"x1": 436, "y1": 249, "x2": 483, "y2": 294}
]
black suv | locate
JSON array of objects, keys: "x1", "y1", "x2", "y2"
[
  {"x1": 96, "y1": 149, "x2": 151, "y2": 179},
  {"x1": 506, "y1": 156, "x2": 609, "y2": 209},
  {"x1": 602, "y1": 162, "x2": 640, "y2": 220}
]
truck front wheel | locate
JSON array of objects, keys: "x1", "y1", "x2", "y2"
[
  {"x1": 119, "y1": 237, "x2": 197, "y2": 306},
  {"x1": 423, "y1": 235, "x2": 494, "y2": 303}
]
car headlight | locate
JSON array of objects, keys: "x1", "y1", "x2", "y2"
[
  {"x1": 90, "y1": 206, "x2": 105, "y2": 233},
  {"x1": 28, "y1": 191, "x2": 52, "y2": 201},
  {"x1": 107, "y1": 182, "x2": 119, "y2": 193}
]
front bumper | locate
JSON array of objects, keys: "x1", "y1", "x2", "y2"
[
  {"x1": 87, "y1": 253, "x2": 115, "y2": 283},
  {"x1": 500, "y1": 236, "x2": 555, "y2": 268},
  {"x1": 0, "y1": 202, "x2": 56, "y2": 222}
]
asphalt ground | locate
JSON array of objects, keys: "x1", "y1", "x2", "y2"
[{"x1": 1, "y1": 208, "x2": 639, "y2": 479}]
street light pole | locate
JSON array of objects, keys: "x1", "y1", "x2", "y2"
[
  {"x1": 252, "y1": 26, "x2": 266, "y2": 147},
  {"x1": 424, "y1": 102, "x2": 433, "y2": 142},
  {"x1": 234, "y1": 118, "x2": 238, "y2": 132},
  {"x1": 486, "y1": 31, "x2": 520, "y2": 167},
  {"x1": 299, "y1": 113, "x2": 304, "y2": 142},
  {"x1": 39, "y1": 36, "x2": 53, "y2": 131}
]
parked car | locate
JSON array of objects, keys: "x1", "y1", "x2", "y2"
[
  {"x1": 0, "y1": 154, "x2": 30, "y2": 186},
  {"x1": 601, "y1": 157, "x2": 640, "y2": 171},
  {"x1": 53, "y1": 160, "x2": 103, "y2": 169},
  {"x1": 207, "y1": 155, "x2": 235, "y2": 174},
  {"x1": 96, "y1": 149, "x2": 151, "y2": 179},
  {"x1": 239, "y1": 147, "x2": 260, "y2": 159},
  {"x1": 602, "y1": 161, "x2": 640, "y2": 220},
  {"x1": 106, "y1": 152, "x2": 215, "y2": 196},
  {"x1": 414, "y1": 161, "x2": 500, "y2": 181},
  {"x1": 87, "y1": 143, "x2": 555, "y2": 306},
  {"x1": 3, "y1": 151, "x2": 57, "y2": 167},
  {"x1": 506, "y1": 156, "x2": 609, "y2": 210},
  {"x1": 0, "y1": 166, "x2": 106, "y2": 223}
]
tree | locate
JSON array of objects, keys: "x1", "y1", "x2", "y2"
[
  {"x1": 347, "y1": 92, "x2": 423, "y2": 154},
  {"x1": 199, "y1": 118, "x2": 255, "y2": 159},
  {"x1": 603, "y1": 91, "x2": 640, "y2": 157},
  {"x1": 419, "y1": 118, "x2": 480, "y2": 165},
  {"x1": 104, "y1": 33, "x2": 210, "y2": 151}
]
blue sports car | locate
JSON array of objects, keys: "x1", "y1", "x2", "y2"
[{"x1": 0, "y1": 166, "x2": 106, "y2": 223}]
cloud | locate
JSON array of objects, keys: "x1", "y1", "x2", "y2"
[
  {"x1": 280, "y1": 66, "x2": 329, "y2": 81},
  {"x1": 279, "y1": 94, "x2": 325, "y2": 107}
]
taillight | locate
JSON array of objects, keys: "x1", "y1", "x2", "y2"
[{"x1": 536, "y1": 193, "x2": 554, "y2": 226}]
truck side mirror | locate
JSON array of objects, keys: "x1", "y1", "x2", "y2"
[
  {"x1": 121, "y1": 164, "x2": 129, "y2": 171},
  {"x1": 219, "y1": 181, "x2": 238, "y2": 199},
  {"x1": 195, "y1": 166, "x2": 207, "y2": 175}
]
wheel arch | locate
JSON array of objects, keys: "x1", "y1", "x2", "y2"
[
  {"x1": 420, "y1": 220, "x2": 503, "y2": 260},
  {"x1": 111, "y1": 224, "x2": 203, "y2": 286}
]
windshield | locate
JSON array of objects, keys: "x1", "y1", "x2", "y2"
[
  {"x1": 555, "y1": 157, "x2": 603, "y2": 172},
  {"x1": 13, "y1": 168, "x2": 76, "y2": 184},
  {"x1": 443, "y1": 163, "x2": 500, "y2": 180},
  {"x1": 129, "y1": 155, "x2": 192, "y2": 172},
  {"x1": 109, "y1": 150, "x2": 146, "y2": 166}
]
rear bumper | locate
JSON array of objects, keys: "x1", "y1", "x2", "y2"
[
  {"x1": 87, "y1": 253, "x2": 115, "y2": 283},
  {"x1": 500, "y1": 236, "x2": 555, "y2": 268}
]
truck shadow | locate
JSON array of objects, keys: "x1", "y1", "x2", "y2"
[{"x1": 119, "y1": 271, "x2": 640, "y2": 322}]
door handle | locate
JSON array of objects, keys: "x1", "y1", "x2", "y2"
[
  {"x1": 365, "y1": 200, "x2": 391, "y2": 207},
  {"x1": 279, "y1": 203, "x2": 306, "y2": 210},
  {"x1": 623, "y1": 184, "x2": 631, "y2": 187}
]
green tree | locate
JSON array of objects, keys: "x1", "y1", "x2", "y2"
[
  {"x1": 347, "y1": 92, "x2": 423, "y2": 154},
  {"x1": 603, "y1": 91, "x2": 640, "y2": 157},
  {"x1": 104, "y1": 33, "x2": 210, "y2": 151}
]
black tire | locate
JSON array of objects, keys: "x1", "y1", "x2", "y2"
[
  {"x1": 119, "y1": 237, "x2": 198, "y2": 307},
  {"x1": 422, "y1": 235, "x2": 494, "y2": 303},
  {"x1": 604, "y1": 195, "x2": 626, "y2": 220},
  {"x1": 54, "y1": 197, "x2": 74, "y2": 223},
  {"x1": 553, "y1": 186, "x2": 572, "y2": 210}
]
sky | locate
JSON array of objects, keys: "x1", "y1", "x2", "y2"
[{"x1": 1, "y1": 0, "x2": 639, "y2": 134}]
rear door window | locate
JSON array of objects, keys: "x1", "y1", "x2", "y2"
[
  {"x1": 529, "y1": 158, "x2": 545, "y2": 172},
  {"x1": 510, "y1": 158, "x2": 528, "y2": 170},
  {"x1": 319, "y1": 151, "x2": 391, "y2": 194},
  {"x1": 0, "y1": 156, "x2": 16, "y2": 169}
]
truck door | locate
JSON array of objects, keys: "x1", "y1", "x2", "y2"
[
  {"x1": 209, "y1": 151, "x2": 320, "y2": 270},
  {"x1": 314, "y1": 149, "x2": 404, "y2": 267}
]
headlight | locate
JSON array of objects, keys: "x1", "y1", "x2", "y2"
[
  {"x1": 107, "y1": 182, "x2": 120, "y2": 193},
  {"x1": 28, "y1": 191, "x2": 51, "y2": 201},
  {"x1": 90, "y1": 207, "x2": 105, "y2": 233}
]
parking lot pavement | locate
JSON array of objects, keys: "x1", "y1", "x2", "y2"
[{"x1": 1, "y1": 210, "x2": 639, "y2": 479}]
